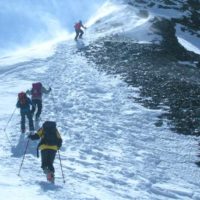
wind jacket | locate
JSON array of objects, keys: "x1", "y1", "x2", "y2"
[
  {"x1": 74, "y1": 22, "x2": 85, "y2": 31},
  {"x1": 26, "y1": 86, "x2": 51, "y2": 101},
  {"x1": 30, "y1": 128, "x2": 62, "y2": 151},
  {"x1": 16, "y1": 97, "x2": 33, "y2": 114}
]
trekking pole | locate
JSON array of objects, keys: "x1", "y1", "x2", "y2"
[
  {"x1": 4, "y1": 107, "x2": 17, "y2": 132},
  {"x1": 18, "y1": 139, "x2": 30, "y2": 176},
  {"x1": 58, "y1": 150, "x2": 66, "y2": 183},
  {"x1": 3, "y1": 107, "x2": 17, "y2": 145},
  {"x1": 50, "y1": 89, "x2": 59, "y2": 115},
  {"x1": 51, "y1": 91, "x2": 56, "y2": 109},
  {"x1": 3, "y1": 130, "x2": 12, "y2": 146}
]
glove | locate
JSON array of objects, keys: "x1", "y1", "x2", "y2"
[
  {"x1": 28, "y1": 133, "x2": 40, "y2": 140},
  {"x1": 49, "y1": 87, "x2": 52, "y2": 92}
]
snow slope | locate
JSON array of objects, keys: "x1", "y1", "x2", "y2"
[
  {"x1": 87, "y1": 1, "x2": 162, "y2": 44},
  {"x1": 0, "y1": 1, "x2": 200, "y2": 200},
  {"x1": 0, "y1": 39, "x2": 200, "y2": 199}
]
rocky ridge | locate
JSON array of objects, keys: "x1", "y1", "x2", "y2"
[{"x1": 80, "y1": 0, "x2": 200, "y2": 135}]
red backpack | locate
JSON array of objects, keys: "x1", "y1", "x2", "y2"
[
  {"x1": 74, "y1": 23, "x2": 81, "y2": 30},
  {"x1": 32, "y1": 82, "x2": 42, "y2": 98},
  {"x1": 18, "y1": 92, "x2": 27, "y2": 105}
]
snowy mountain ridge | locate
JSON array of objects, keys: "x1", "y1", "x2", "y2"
[{"x1": 125, "y1": 0, "x2": 200, "y2": 55}]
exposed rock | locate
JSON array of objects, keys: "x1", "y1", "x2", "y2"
[{"x1": 82, "y1": 34, "x2": 200, "y2": 135}]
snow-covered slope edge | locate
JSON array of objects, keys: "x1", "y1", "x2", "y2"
[{"x1": 0, "y1": 40, "x2": 200, "y2": 200}]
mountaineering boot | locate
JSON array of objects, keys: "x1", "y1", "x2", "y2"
[{"x1": 47, "y1": 171, "x2": 55, "y2": 183}]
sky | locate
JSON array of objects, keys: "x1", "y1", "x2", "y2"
[
  {"x1": 0, "y1": 0, "x2": 106, "y2": 56},
  {"x1": 0, "y1": 1, "x2": 200, "y2": 199}
]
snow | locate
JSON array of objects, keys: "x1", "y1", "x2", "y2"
[
  {"x1": 149, "y1": 7, "x2": 183, "y2": 20},
  {"x1": 0, "y1": 41, "x2": 56, "y2": 68},
  {"x1": 152, "y1": 5, "x2": 200, "y2": 55},
  {"x1": 128, "y1": 0, "x2": 186, "y2": 20},
  {"x1": 0, "y1": 39, "x2": 199, "y2": 199},
  {"x1": 134, "y1": 1, "x2": 200, "y2": 55},
  {"x1": 176, "y1": 25, "x2": 200, "y2": 55},
  {"x1": 87, "y1": 2, "x2": 162, "y2": 43},
  {"x1": 178, "y1": 61, "x2": 198, "y2": 68},
  {"x1": 0, "y1": 168, "x2": 51, "y2": 200},
  {"x1": 0, "y1": 0, "x2": 200, "y2": 200}
]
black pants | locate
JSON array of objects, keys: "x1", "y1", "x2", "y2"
[
  {"x1": 31, "y1": 99, "x2": 42, "y2": 118},
  {"x1": 75, "y1": 29, "x2": 84, "y2": 40},
  {"x1": 21, "y1": 111, "x2": 34, "y2": 131},
  {"x1": 41, "y1": 149, "x2": 57, "y2": 173}
]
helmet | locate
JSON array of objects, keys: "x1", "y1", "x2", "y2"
[{"x1": 79, "y1": 20, "x2": 82, "y2": 23}]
